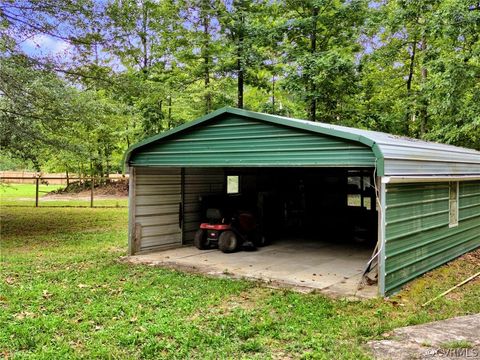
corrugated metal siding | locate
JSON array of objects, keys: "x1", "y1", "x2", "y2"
[
  {"x1": 135, "y1": 167, "x2": 182, "y2": 252},
  {"x1": 384, "y1": 181, "x2": 480, "y2": 295},
  {"x1": 129, "y1": 116, "x2": 376, "y2": 167},
  {"x1": 460, "y1": 182, "x2": 480, "y2": 220},
  {"x1": 183, "y1": 168, "x2": 225, "y2": 242}
]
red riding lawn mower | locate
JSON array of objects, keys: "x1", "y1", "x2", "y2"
[{"x1": 194, "y1": 208, "x2": 267, "y2": 253}]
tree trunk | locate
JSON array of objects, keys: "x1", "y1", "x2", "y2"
[
  {"x1": 80, "y1": 163, "x2": 85, "y2": 190},
  {"x1": 236, "y1": 1, "x2": 245, "y2": 109},
  {"x1": 96, "y1": 145, "x2": 104, "y2": 185},
  {"x1": 125, "y1": 123, "x2": 130, "y2": 149},
  {"x1": 140, "y1": 1, "x2": 149, "y2": 72},
  {"x1": 201, "y1": 1, "x2": 212, "y2": 113},
  {"x1": 272, "y1": 74, "x2": 276, "y2": 114},
  {"x1": 167, "y1": 95, "x2": 172, "y2": 128},
  {"x1": 90, "y1": 160, "x2": 93, "y2": 187},
  {"x1": 308, "y1": 6, "x2": 318, "y2": 122},
  {"x1": 404, "y1": 38, "x2": 417, "y2": 134},
  {"x1": 237, "y1": 44, "x2": 244, "y2": 109},
  {"x1": 105, "y1": 144, "x2": 110, "y2": 184},
  {"x1": 419, "y1": 38, "x2": 428, "y2": 136},
  {"x1": 158, "y1": 99, "x2": 163, "y2": 132}
]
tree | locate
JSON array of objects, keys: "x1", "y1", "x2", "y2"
[
  {"x1": 2, "y1": 0, "x2": 479, "y2": 177},
  {"x1": 356, "y1": 0, "x2": 480, "y2": 148},
  {"x1": 281, "y1": 0, "x2": 367, "y2": 122}
]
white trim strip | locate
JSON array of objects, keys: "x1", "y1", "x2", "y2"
[
  {"x1": 383, "y1": 175, "x2": 480, "y2": 184},
  {"x1": 378, "y1": 180, "x2": 387, "y2": 297}
]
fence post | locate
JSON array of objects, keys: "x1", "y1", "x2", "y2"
[
  {"x1": 35, "y1": 177, "x2": 39, "y2": 207},
  {"x1": 90, "y1": 177, "x2": 94, "y2": 208}
]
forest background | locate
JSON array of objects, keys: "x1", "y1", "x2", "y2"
[{"x1": 1, "y1": 0, "x2": 479, "y2": 177}]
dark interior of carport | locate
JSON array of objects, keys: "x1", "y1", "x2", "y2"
[
  {"x1": 127, "y1": 110, "x2": 380, "y2": 295},
  {"x1": 206, "y1": 167, "x2": 377, "y2": 245}
]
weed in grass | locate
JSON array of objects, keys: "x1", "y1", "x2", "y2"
[
  {"x1": 240, "y1": 338, "x2": 263, "y2": 353},
  {"x1": 440, "y1": 340, "x2": 473, "y2": 349}
]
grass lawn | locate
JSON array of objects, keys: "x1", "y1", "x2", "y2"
[
  {"x1": 0, "y1": 183, "x2": 64, "y2": 198},
  {"x1": 1, "y1": 201, "x2": 479, "y2": 359},
  {"x1": 0, "y1": 183, "x2": 128, "y2": 207}
]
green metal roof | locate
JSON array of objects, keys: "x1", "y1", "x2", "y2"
[{"x1": 125, "y1": 107, "x2": 480, "y2": 176}]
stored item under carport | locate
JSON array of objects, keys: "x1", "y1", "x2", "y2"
[{"x1": 194, "y1": 208, "x2": 266, "y2": 253}]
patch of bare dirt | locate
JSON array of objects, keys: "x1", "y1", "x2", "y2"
[
  {"x1": 45, "y1": 181, "x2": 128, "y2": 199},
  {"x1": 459, "y1": 247, "x2": 480, "y2": 266},
  {"x1": 218, "y1": 287, "x2": 272, "y2": 313},
  {"x1": 189, "y1": 287, "x2": 272, "y2": 321}
]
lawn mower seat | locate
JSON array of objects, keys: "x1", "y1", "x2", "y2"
[{"x1": 206, "y1": 208, "x2": 223, "y2": 224}]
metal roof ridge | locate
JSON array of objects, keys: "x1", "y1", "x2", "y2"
[
  {"x1": 234, "y1": 108, "x2": 480, "y2": 155},
  {"x1": 124, "y1": 107, "x2": 480, "y2": 174}
]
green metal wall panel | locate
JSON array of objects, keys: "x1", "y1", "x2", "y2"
[
  {"x1": 129, "y1": 115, "x2": 376, "y2": 167},
  {"x1": 384, "y1": 181, "x2": 480, "y2": 295}
]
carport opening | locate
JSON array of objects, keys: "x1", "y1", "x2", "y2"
[
  {"x1": 131, "y1": 166, "x2": 379, "y2": 297},
  {"x1": 198, "y1": 168, "x2": 378, "y2": 248},
  {"x1": 188, "y1": 167, "x2": 379, "y2": 295}
]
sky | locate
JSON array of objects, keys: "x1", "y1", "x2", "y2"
[
  {"x1": 21, "y1": 34, "x2": 72, "y2": 57},
  {"x1": 15, "y1": 0, "x2": 383, "y2": 72}
]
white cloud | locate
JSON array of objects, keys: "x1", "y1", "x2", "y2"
[{"x1": 22, "y1": 34, "x2": 72, "y2": 56}]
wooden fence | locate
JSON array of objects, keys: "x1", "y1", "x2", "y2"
[
  {"x1": 0, "y1": 176, "x2": 128, "y2": 208},
  {"x1": 0, "y1": 171, "x2": 127, "y2": 185}
]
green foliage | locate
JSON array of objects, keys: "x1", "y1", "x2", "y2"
[
  {"x1": 357, "y1": 0, "x2": 480, "y2": 145},
  {"x1": 281, "y1": 0, "x2": 367, "y2": 122},
  {"x1": 1, "y1": 0, "x2": 479, "y2": 174},
  {"x1": 0, "y1": 153, "x2": 35, "y2": 171}
]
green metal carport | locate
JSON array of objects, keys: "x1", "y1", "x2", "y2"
[{"x1": 125, "y1": 107, "x2": 480, "y2": 296}]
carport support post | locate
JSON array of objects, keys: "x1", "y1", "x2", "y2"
[
  {"x1": 180, "y1": 168, "x2": 185, "y2": 245},
  {"x1": 127, "y1": 167, "x2": 136, "y2": 255},
  {"x1": 377, "y1": 178, "x2": 387, "y2": 296}
]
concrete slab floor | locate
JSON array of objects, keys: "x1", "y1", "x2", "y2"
[{"x1": 125, "y1": 238, "x2": 378, "y2": 299}]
